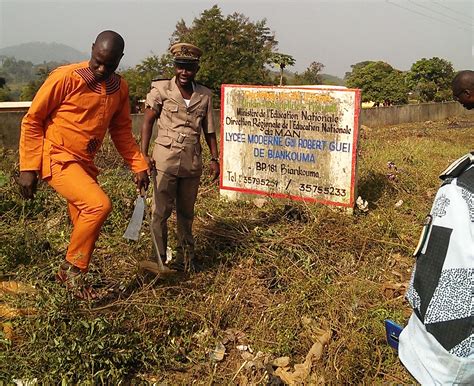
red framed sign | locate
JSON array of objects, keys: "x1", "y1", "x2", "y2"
[{"x1": 219, "y1": 85, "x2": 361, "y2": 208}]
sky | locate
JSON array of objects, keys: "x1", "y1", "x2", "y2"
[{"x1": 0, "y1": 0, "x2": 472, "y2": 77}]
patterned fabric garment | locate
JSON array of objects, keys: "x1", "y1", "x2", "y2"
[
  {"x1": 399, "y1": 158, "x2": 474, "y2": 384},
  {"x1": 18, "y1": 61, "x2": 148, "y2": 272},
  {"x1": 20, "y1": 61, "x2": 147, "y2": 179},
  {"x1": 407, "y1": 165, "x2": 474, "y2": 357}
]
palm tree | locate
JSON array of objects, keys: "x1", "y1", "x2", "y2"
[{"x1": 270, "y1": 53, "x2": 295, "y2": 86}]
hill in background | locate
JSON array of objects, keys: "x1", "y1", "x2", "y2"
[
  {"x1": 273, "y1": 69, "x2": 345, "y2": 86},
  {"x1": 320, "y1": 73, "x2": 345, "y2": 86},
  {"x1": 1, "y1": 42, "x2": 345, "y2": 86},
  {"x1": 0, "y1": 42, "x2": 88, "y2": 64}
]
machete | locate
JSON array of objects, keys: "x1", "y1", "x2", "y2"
[{"x1": 123, "y1": 188, "x2": 146, "y2": 241}]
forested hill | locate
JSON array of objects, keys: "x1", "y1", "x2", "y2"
[
  {"x1": 320, "y1": 73, "x2": 345, "y2": 86},
  {"x1": 0, "y1": 42, "x2": 88, "y2": 64}
]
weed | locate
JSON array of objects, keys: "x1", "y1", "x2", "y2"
[{"x1": 1, "y1": 118, "x2": 473, "y2": 383}]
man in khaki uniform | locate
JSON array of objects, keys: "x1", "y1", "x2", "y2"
[{"x1": 140, "y1": 43, "x2": 219, "y2": 272}]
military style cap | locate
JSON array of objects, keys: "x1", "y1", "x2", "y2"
[{"x1": 170, "y1": 43, "x2": 202, "y2": 64}]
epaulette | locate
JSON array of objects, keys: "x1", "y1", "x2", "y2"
[
  {"x1": 195, "y1": 82, "x2": 212, "y2": 89},
  {"x1": 439, "y1": 152, "x2": 474, "y2": 180}
]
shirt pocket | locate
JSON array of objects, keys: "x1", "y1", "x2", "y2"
[
  {"x1": 193, "y1": 107, "x2": 206, "y2": 129},
  {"x1": 196, "y1": 108, "x2": 206, "y2": 117},
  {"x1": 161, "y1": 101, "x2": 179, "y2": 125},
  {"x1": 163, "y1": 102, "x2": 179, "y2": 113}
]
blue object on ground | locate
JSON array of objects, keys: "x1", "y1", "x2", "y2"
[{"x1": 384, "y1": 319, "x2": 403, "y2": 351}]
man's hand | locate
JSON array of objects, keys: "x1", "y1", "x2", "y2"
[
  {"x1": 143, "y1": 155, "x2": 156, "y2": 175},
  {"x1": 17, "y1": 171, "x2": 38, "y2": 199},
  {"x1": 134, "y1": 170, "x2": 149, "y2": 194},
  {"x1": 209, "y1": 160, "x2": 220, "y2": 181}
]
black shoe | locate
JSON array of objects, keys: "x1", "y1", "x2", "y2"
[
  {"x1": 168, "y1": 258, "x2": 184, "y2": 272},
  {"x1": 168, "y1": 258, "x2": 197, "y2": 273},
  {"x1": 185, "y1": 259, "x2": 197, "y2": 273}
]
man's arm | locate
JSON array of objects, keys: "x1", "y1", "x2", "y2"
[
  {"x1": 140, "y1": 81, "x2": 164, "y2": 172},
  {"x1": 204, "y1": 132, "x2": 219, "y2": 180},
  {"x1": 108, "y1": 83, "x2": 149, "y2": 191},
  {"x1": 202, "y1": 94, "x2": 219, "y2": 180},
  {"x1": 140, "y1": 107, "x2": 160, "y2": 172},
  {"x1": 18, "y1": 68, "x2": 68, "y2": 199}
]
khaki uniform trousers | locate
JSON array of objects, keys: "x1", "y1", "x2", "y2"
[{"x1": 151, "y1": 170, "x2": 200, "y2": 262}]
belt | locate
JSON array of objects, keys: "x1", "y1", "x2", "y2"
[{"x1": 161, "y1": 129, "x2": 199, "y2": 144}]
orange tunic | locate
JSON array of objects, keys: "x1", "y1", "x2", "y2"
[{"x1": 20, "y1": 61, "x2": 147, "y2": 178}]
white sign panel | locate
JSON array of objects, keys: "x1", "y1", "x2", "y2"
[{"x1": 219, "y1": 85, "x2": 360, "y2": 208}]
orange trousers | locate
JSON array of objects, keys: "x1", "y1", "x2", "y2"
[{"x1": 46, "y1": 161, "x2": 112, "y2": 271}]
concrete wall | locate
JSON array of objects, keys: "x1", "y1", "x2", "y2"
[
  {"x1": 0, "y1": 112, "x2": 25, "y2": 148},
  {"x1": 2, "y1": 102, "x2": 473, "y2": 148},
  {"x1": 359, "y1": 101, "x2": 473, "y2": 127},
  {"x1": 132, "y1": 109, "x2": 221, "y2": 134}
]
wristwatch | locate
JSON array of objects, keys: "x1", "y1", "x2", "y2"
[{"x1": 210, "y1": 157, "x2": 219, "y2": 162}]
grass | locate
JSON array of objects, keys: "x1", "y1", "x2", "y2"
[{"x1": 1, "y1": 115, "x2": 473, "y2": 383}]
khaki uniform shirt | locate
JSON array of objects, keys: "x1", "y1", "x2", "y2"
[{"x1": 145, "y1": 77, "x2": 214, "y2": 177}]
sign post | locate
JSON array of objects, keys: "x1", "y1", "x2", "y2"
[{"x1": 219, "y1": 85, "x2": 361, "y2": 209}]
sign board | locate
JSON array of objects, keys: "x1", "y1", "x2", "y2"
[{"x1": 219, "y1": 85, "x2": 360, "y2": 208}]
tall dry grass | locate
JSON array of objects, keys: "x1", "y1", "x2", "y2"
[{"x1": 1, "y1": 116, "x2": 473, "y2": 383}]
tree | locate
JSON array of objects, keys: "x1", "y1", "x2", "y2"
[
  {"x1": 293, "y1": 61, "x2": 325, "y2": 85},
  {"x1": 120, "y1": 54, "x2": 174, "y2": 111},
  {"x1": 270, "y1": 53, "x2": 295, "y2": 86},
  {"x1": 345, "y1": 61, "x2": 409, "y2": 105},
  {"x1": 20, "y1": 66, "x2": 50, "y2": 101},
  {"x1": 0, "y1": 86, "x2": 12, "y2": 101},
  {"x1": 0, "y1": 57, "x2": 35, "y2": 84},
  {"x1": 170, "y1": 5, "x2": 277, "y2": 102},
  {"x1": 344, "y1": 61, "x2": 373, "y2": 81},
  {"x1": 0, "y1": 76, "x2": 14, "y2": 101},
  {"x1": 406, "y1": 57, "x2": 454, "y2": 102}
]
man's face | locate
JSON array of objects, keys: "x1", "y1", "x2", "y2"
[
  {"x1": 89, "y1": 43, "x2": 123, "y2": 82},
  {"x1": 174, "y1": 62, "x2": 199, "y2": 87},
  {"x1": 454, "y1": 89, "x2": 474, "y2": 110}
]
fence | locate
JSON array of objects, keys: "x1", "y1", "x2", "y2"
[{"x1": 2, "y1": 101, "x2": 473, "y2": 148}]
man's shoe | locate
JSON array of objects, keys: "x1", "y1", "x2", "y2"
[
  {"x1": 168, "y1": 258, "x2": 185, "y2": 272},
  {"x1": 56, "y1": 261, "x2": 99, "y2": 301},
  {"x1": 168, "y1": 258, "x2": 197, "y2": 273}
]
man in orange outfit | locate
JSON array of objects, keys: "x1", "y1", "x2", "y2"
[{"x1": 17, "y1": 30, "x2": 149, "y2": 299}]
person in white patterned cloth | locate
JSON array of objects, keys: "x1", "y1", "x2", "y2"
[{"x1": 398, "y1": 70, "x2": 474, "y2": 384}]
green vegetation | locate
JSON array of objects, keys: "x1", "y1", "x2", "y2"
[
  {"x1": 2, "y1": 117, "x2": 473, "y2": 383},
  {"x1": 406, "y1": 57, "x2": 455, "y2": 102},
  {"x1": 345, "y1": 57, "x2": 457, "y2": 106},
  {"x1": 0, "y1": 6, "x2": 457, "y2": 109},
  {"x1": 345, "y1": 61, "x2": 409, "y2": 105},
  {"x1": 0, "y1": 57, "x2": 63, "y2": 101},
  {"x1": 270, "y1": 53, "x2": 296, "y2": 86},
  {"x1": 121, "y1": 54, "x2": 174, "y2": 112},
  {"x1": 293, "y1": 61, "x2": 326, "y2": 86},
  {"x1": 171, "y1": 5, "x2": 276, "y2": 100}
]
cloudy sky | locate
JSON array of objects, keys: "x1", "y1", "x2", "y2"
[{"x1": 0, "y1": 0, "x2": 472, "y2": 77}]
